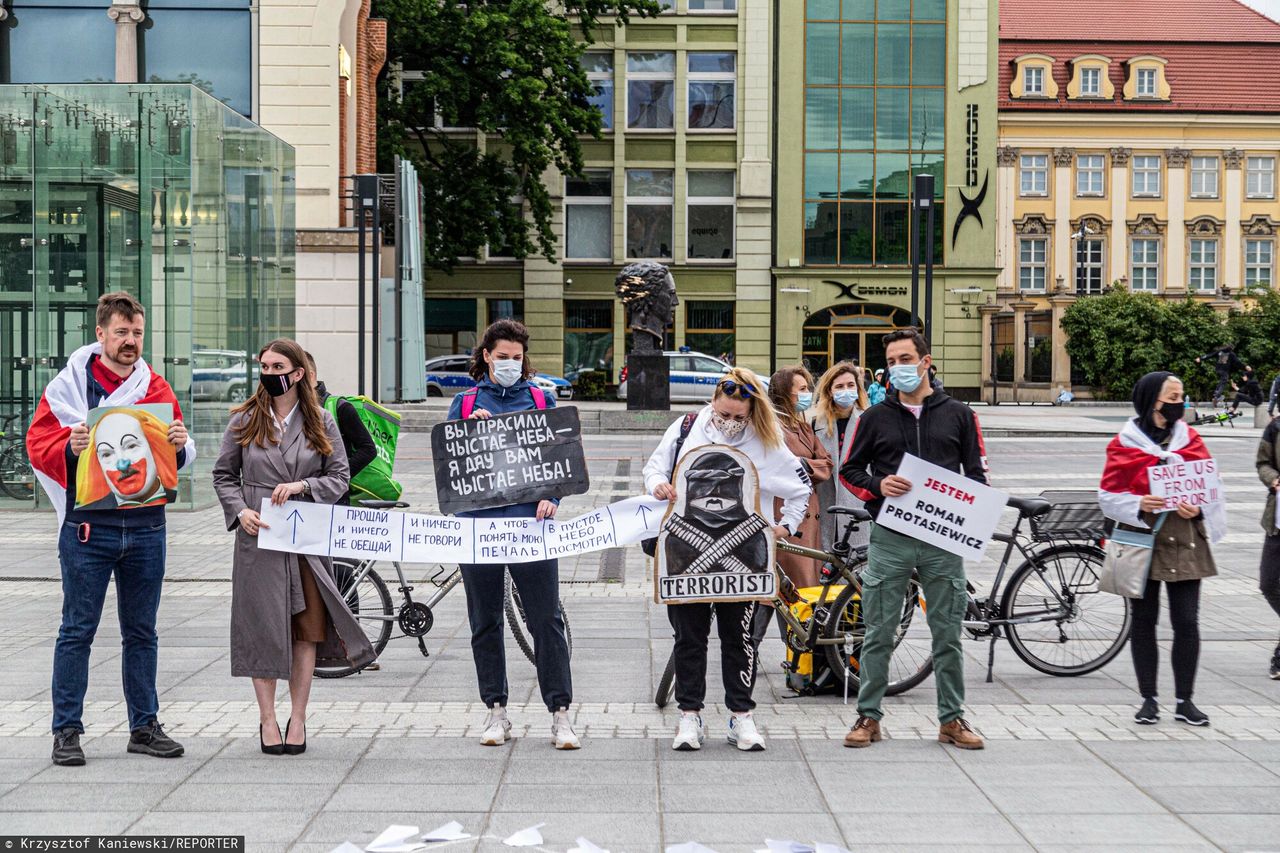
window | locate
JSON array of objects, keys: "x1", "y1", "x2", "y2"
[
  {"x1": 582, "y1": 53, "x2": 614, "y2": 131},
  {"x1": 564, "y1": 301, "x2": 614, "y2": 379},
  {"x1": 688, "y1": 53, "x2": 736, "y2": 130},
  {"x1": 139, "y1": 3, "x2": 253, "y2": 117},
  {"x1": 1132, "y1": 155, "x2": 1161, "y2": 197},
  {"x1": 1190, "y1": 157, "x2": 1219, "y2": 198},
  {"x1": 626, "y1": 52, "x2": 675, "y2": 130},
  {"x1": 1076, "y1": 154, "x2": 1105, "y2": 196},
  {"x1": 625, "y1": 169, "x2": 673, "y2": 258},
  {"x1": 424, "y1": 298, "x2": 478, "y2": 356},
  {"x1": 1136, "y1": 67, "x2": 1156, "y2": 97},
  {"x1": 1246, "y1": 239, "x2": 1274, "y2": 290},
  {"x1": 1189, "y1": 239, "x2": 1217, "y2": 292},
  {"x1": 1018, "y1": 238, "x2": 1047, "y2": 291},
  {"x1": 1024, "y1": 66, "x2": 1044, "y2": 96},
  {"x1": 1080, "y1": 67, "x2": 1100, "y2": 96},
  {"x1": 1247, "y1": 156, "x2": 1276, "y2": 199},
  {"x1": 1020, "y1": 154, "x2": 1048, "y2": 196},
  {"x1": 1075, "y1": 238, "x2": 1104, "y2": 294},
  {"x1": 685, "y1": 301, "x2": 735, "y2": 362},
  {"x1": 687, "y1": 170, "x2": 734, "y2": 261},
  {"x1": 1130, "y1": 239, "x2": 1160, "y2": 291},
  {"x1": 689, "y1": 0, "x2": 737, "y2": 10},
  {"x1": 488, "y1": 299, "x2": 524, "y2": 325},
  {"x1": 564, "y1": 171, "x2": 612, "y2": 260}
]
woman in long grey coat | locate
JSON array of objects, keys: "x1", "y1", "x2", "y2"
[
  {"x1": 809, "y1": 360, "x2": 871, "y2": 551},
  {"x1": 212, "y1": 338, "x2": 374, "y2": 755}
]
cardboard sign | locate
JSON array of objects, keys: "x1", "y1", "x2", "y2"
[
  {"x1": 877, "y1": 453, "x2": 1009, "y2": 562},
  {"x1": 430, "y1": 407, "x2": 589, "y2": 515},
  {"x1": 1147, "y1": 458, "x2": 1223, "y2": 512},
  {"x1": 74, "y1": 403, "x2": 178, "y2": 511},
  {"x1": 256, "y1": 494, "x2": 668, "y2": 564},
  {"x1": 654, "y1": 444, "x2": 777, "y2": 604}
]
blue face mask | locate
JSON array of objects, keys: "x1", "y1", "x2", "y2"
[
  {"x1": 795, "y1": 392, "x2": 813, "y2": 412},
  {"x1": 833, "y1": 390, "x2": 858, "y2": 410},
  {"x1": 889, "y1": 363, "x2": 924, "y2": 394},
  {"x1": 492, "y1": 358, "x2": 523, "y2": 387}
]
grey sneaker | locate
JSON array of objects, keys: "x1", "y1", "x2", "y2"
[
  {"x1": 127, "y1": 721, "x2": 184, "y2": 758},
  {"x1": 52, "y1": 728, "x2": 85, "y2": 766}
]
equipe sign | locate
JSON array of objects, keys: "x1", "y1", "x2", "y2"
[
  {"x1": 255, "y1": 494, "x2": 667, "y2": 564},
  {"x1": 876, "y1": 453, "x2": 1009, "y2": 562},
  {"x1": 1147, "y1": 458, "x2": 1223, "y2": 512},
  {"x1": 430, "y1": 407, "x2": 589, "y2": 515}
]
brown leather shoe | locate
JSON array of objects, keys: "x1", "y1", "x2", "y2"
[
  {"x1": 938, "y1": 718, "x2": 984, "y2": 750},
  {"x1": 843, "y1": 716, "x2": 883, "y2": 748}
]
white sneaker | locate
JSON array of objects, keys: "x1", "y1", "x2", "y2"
[
  {"x1": 479, "y1": 708, "x2": 511, "y2": 746},
  {"x1": 672, "y1": 713, "x2": 706, "y2": 751},
  {"x1": 552, "y1": 710, "x2": 581, "y2": 750},
  {"x1": 727, "y1": 713, "x2": 766, "y2": 752}
]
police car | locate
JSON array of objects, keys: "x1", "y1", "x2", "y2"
[
  {"x1": 617, "y1": 350, "x2": 754, "y2": 402},
  {"x1": 425, "y1": 354, "x2": 573, "y2": 400}
]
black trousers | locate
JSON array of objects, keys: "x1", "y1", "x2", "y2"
[
  {"x1": 1130, "y1": 578, "x2": 1201, "y2": 700},
  {"x1": 1261, "y1": 534, "x2": 1280, "y2": 649},
  {"x1": 668, "y1": 600, "x2": 759, "y2": 713}
]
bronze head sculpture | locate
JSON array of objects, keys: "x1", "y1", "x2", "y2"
[{"x1": 615, "y1": 261, "x2": 678, "y2": 353}]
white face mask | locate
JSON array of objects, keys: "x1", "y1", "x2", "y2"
[
  {"x1": 711, "y1": 413, "x2": 748, "y2": 440},
  {"x1": 491, "y1": 358, "x2": 523, "y2": 387}
]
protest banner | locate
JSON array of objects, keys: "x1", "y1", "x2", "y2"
[
  {"x1": 654, "y1": 444, "x2": 777, "y2": 604},
  {"x1": 74, "y1": 403, "x2": 178, "y2": 511},
  {"x1": 256, "y1": 493, "x2": 668, "y2": 565},
  {"x1": 877, "y1": 453, "x2": 1008, "y2": 562},
  {"x1": 430, "y1": 407, "x2": 589, "y2": 515},
  {"x1": 1147, "y1": 458, "x2": 1223, "y2": 512}
]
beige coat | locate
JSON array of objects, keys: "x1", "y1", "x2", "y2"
[
  {"x1": 212, "y1": 409, "x2": 375, "y2": 679},
  {"x1": 1142, "y1": 510, "x2": 1218, "y2": 583},
  {"x1": 774, "y1": 419, "x2": 832, "y2": 589}
]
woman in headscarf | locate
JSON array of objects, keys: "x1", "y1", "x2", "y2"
[
  {"x1": 1098, "y1": 371, "x2": 1226, "y2": 728},
  {"x1": 767, "y1": 366, "x2": 832, "y2": 589}
]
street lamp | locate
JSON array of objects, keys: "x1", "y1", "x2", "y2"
[{"x1": 1070, "y1": 223, "x2": 1098, "y2": 295}]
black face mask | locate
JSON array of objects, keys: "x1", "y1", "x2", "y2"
[
  {"x1": 261, "y1": 373, "x2": 295, "y2": 398},
  {"x1": 1158, "y1": 401, "x2": 1185, "y2": 426}
]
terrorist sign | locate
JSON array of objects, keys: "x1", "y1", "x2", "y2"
[
  {"x1": 1147, "y1": 458, "x2": 1223, "y2": 512},
  {"x1": 256, "y1": 494, "x2": 668, "y2": 564},
  {"x1": 654, "y1": 444, "x2": 777, "y2": 604},
  {"x1": 877, "y1": 453, "x2": 1008, "y2": 562},
  {"x1": 75, "y1": 403, "x2": 178, "y2": 511},
  {"x1": 431, "y1": 407, "x2": 589, "y2": 515}
]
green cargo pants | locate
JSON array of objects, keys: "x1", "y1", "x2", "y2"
[{"x1": 856, "y1": 523, "x2": 968, "y2": 724}]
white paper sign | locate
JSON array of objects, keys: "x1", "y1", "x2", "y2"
[
  {"x1": 421, "y1": 821, "x2": 471, "y2": 842},
  {"x1": 1147, "y1": 458, "x2": 1223, "y2": 512},
  {"x1": 366, "y1": 826, "x2": 423, "y2": 853},
  {"x1": 876, "y1": 454, "x2": 1009, "y2": 562}
]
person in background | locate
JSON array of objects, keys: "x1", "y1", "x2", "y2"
[
  {"x1": 866, "y1": 369, "x2": 886, "y2": 407},
  {"x1": 1228, "y1": 365, "x2": 1264, "y2": 416},
  {"x1": 1255, "y1": 413, "x2": 1280, "y2": 679},
  {"x1": 810, "y1": 361, "x2": 871, "y2": 551},
  {"x1": 1268, "y1": 370, "x2": 1280, "y2": 419},
  {"x1": 768, "y1": 366, "x2": 832, "y2": 589},
  {"x1": 303, "y1": 352, "x2": 376, "y2": 504},
  {"x1": 1195, "y1": 344, "x2": 1246, "y2": 408},
  {"x1": 1099, "y1": 371, "x2": 1225, "y2": 726}
]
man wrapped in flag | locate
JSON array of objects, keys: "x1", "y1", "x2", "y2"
[{"x1": 27, "y1": 291, "x2": 196, "y2": 767}]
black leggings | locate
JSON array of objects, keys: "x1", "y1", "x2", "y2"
[
  {"x1": 1130, "y1": 578, "x2": 1201, "y2": 701},
  {"x1": 668, "y1": 600, "x2": 759, "y2": 713},
  {"x1": 1262, "y1": 534, "x2": 1280, "y2": 638}
]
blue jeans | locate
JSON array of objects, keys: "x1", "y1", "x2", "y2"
[{"x1": 52, "y1": 521, "x2": 167, "y2": 733}]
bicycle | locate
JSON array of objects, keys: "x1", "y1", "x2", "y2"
[
  {"x1": 315, "y1": 499, "x2": 573, "y2": 679},
  {"x1": 0, "y1": 413, "x2": 35, "y2": 502}
]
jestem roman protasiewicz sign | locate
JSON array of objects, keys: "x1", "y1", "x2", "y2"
[{"x1": 877, "y1": 454, "x2": 1008, "y2": 562}]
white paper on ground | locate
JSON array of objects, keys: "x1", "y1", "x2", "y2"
[
  {"x1": 329, "y1": 844, "x2": 364, "y2": 853},
  {"x1": 569, "y1": 838, "x2": 609, "y2": 853},
  {"x1": 502, "y1": 824, "x2": 546, "y2": 847},
  {"x1": 365, "y1": 825, "x2": 423, "y2": 853},
  {"x1": 666, "y1": 844, "x2": 721, "y2": 853},
  {"x1": 421, "y1": 821, "x2": 471, "y2": 842}
]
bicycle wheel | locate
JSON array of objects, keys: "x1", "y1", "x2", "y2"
[
  {"x1": 504, "y1": 569, "x2": 573, "y2": 666},
  {"x1": 1001, "y1": 543, "x2": 1131, "y2": 676},
  {"x1": 0, "y1": 445, "x2": 34, "y2": 501},
  {"x1": 655, "y1": 650, "x2": 677, "y2": 709},
  {"x1": 822, "y1": 574, "x2": 934, "y2": 697},
  {"x1": 315, "y1": 558, "x2": 393, "y2": 678}
]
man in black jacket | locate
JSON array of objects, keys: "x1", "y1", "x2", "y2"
[
  {"x1": 304, "y1": 352, "x2": 376, "y2": 503},
  {"x1": 1196, "y1": 345, "x2": 1246, "y2": 407},
  {"x1": 839, "y1": 329, "x2": 988, "y2": 750}
]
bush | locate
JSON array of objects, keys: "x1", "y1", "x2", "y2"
[{"x1": 573, "y1": 369, "x2": 609, "y2": 401}]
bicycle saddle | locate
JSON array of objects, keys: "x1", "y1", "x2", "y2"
[
  {"x1": 1007, "y1": 496, "x2": 1051, "y2": 519},
  {"x1": 827, "y1": 507, "x2": 872, "y2": 522},
  {"x1": 358, "y1": 499, "x2": 411, "y2": 509}
]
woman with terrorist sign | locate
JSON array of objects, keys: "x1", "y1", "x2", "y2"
[
  {"x1": 1099, "y1": 371, "x2": 1225, "y2": 728},
  {"x1": 444, "y1": 319, "x2": 580, "y2": 751},
  {"x1": 810, "y1": 361, "x2": 872, "y2": 552},
  {"x1": 212, "y1": 338, "x2": 374, "y2": 756},
  {"x1": 644, "y1": 366, "x2": 811, "y2": 753}
]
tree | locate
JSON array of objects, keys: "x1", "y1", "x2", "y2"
[{"x1": 375, "y1": 0, "x2": 663, "y2": 272}]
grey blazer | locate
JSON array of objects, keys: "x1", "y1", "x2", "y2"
[{"x1": 810, "y1": 409, "x2": 870, "y2": 551}]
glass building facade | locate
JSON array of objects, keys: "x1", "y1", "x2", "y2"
[{"x1": 0, "y1": 84, "x2": 295, "y2": 509}]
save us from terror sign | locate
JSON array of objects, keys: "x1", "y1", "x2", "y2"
[
  {"x1": 877, "y1": 453, "x2": 1009, "y2": 562},
  {"x1": 430, "y1": 407, "x2": 590, "y2": 515},
  {"x1": 255, "y1": 494, "x2": 669, "y2": 565},
  {"x1": 1147, "y1": 458, "x2": 1223, "y2": 512}
]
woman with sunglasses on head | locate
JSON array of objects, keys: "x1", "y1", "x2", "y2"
[
  {"x1": 810, "y1": 361, "x2": 872, "y2": 552},
  {"x1": 767, "y1": 366, "x2": 832, "y2": 589},
  {"x1": 644, "y1": 367, "x2": 811, "y2": 753}
]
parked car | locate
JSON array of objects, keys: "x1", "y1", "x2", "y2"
[
  {"x1": 192, "y1": 349, "x2": 255, "y2": 402},
  {"x1": 617, "y1": 351, "x2": 757, "y2": 402},
  {"x1": 425, "y1": 354, "x2": 573, "y2": 401}
]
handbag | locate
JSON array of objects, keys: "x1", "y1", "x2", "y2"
[{"x1": 1099, "y1": 513, "x2": 1167, "y2": 599}]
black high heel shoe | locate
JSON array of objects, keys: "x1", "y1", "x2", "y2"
[
  {"x1": 283, "y1": 719, "x2": 306, "y2": 755},
  {"x1": 260, "y1": 721, "x2": 284, "y2": 755}
]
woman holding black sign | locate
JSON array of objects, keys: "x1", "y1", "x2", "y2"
[{"x1": 445, "y1": 319, "x2": 578, "y2": 750}]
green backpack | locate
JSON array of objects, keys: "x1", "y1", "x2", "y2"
[{"x1": 323, "y1": 395, "x2": 404, "y2": 504}]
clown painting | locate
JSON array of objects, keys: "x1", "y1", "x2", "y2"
[
  {"x1": 75, "y1": 404, "x2": 179, "y2": 510},
  {"x1": 655, "y1": 444, "x2": 777, "y2": 604}
]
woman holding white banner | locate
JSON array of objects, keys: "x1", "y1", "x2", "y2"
[
  {"x1": 645, "y1": 366, "x2": 810, "y2": 752},
  {"x1": 212, "y1": 339, "x2": 374, "y2": 755},
  {"x1": 1099, "y1": 371, "x2": 1225, "y2": 727}
]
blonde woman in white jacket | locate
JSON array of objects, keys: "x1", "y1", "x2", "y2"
[{"x1": 644, "y1": 367, "x2": 812, "y2": 752}]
